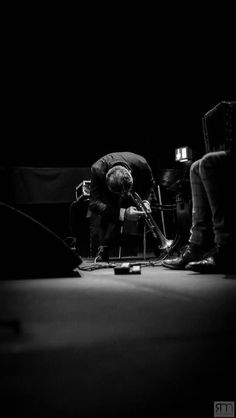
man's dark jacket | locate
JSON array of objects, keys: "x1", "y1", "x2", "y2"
[{"x1": 89, "y1": 152, "x2": 155, "y2": 223}]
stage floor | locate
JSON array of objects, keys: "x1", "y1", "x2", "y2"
[{"x1": 1, "y1": 262, "x2": 236, "y2": 417}]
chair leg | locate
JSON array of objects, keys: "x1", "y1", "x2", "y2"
[
  {"x1": 143, "y1": 225, "x2": 147, "y2": 260},
  {"x1": 157, "y1": 185, "x2": 167, "y2": 237},
  {"x1": 118, "y1": 225, "x2": 124, "y2": 259}
]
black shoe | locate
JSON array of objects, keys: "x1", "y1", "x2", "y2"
[
  {"x1": 186, "y1": 245, "x2": 235, "y2": 273},
  {"x1": 94, "y1": 246, "x2": 109, "y2": 263},
  {"x1": 162, "y1": 243, "x2": 206, "y2": 270},
  {"x1": 185, "y1": 256, "x2": 217, "y2": 273}
]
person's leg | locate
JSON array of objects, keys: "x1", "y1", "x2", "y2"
[
  {"x1": 162, "y1": 158, "x2": 213, "y2": 269},
  {"x1": 189, "y1": 158, "x2": 214, "y2": 247},
  {"x1": 186, "y1": 151, "x2": 236, "y2": 272},
  {"x1": 92, "y1": 216, "x2": 124, "y2": 262},
  {"x1": 199, "y1": 151, "x2": 232, "y2": 245}
]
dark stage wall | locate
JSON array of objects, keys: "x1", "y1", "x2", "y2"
[
  {"x1": 2, "y1": 95, "x2": 230, "y2": 169},
  {"x1": 2, "y1": 54, "x2": 234, "y2": 170},
  {"x1": 2, "y1": 9, "x2": 235, "y2": 169}
]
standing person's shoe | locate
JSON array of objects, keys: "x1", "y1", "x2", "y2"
[
  {"x1": 186, "y1": 244, "x2": 235, "y2": 273},
  {"x1": 162, "y1": 243, "x2": 206, "y2": 270},
  {"x1": 185, "y1": 256, "x2": 217, "y2": 273},
  {"x1": 94, "y1": 245, "x2": 110, "y2": 262}
]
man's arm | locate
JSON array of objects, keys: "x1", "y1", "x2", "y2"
[{"x1": 89, "y1": 166, "x2": 120, "y2": 222}]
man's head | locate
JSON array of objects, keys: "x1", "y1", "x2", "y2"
[{"x1": 106, "y1": 165, "x2": 133, "y2": 198}]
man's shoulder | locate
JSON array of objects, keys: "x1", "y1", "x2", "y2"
[
  {"x1": 91, "y1": 152, "x2": 148, "y2": 171},
  {"x1": 119, "y1": 152, "x2": 148, "y2": 166}
]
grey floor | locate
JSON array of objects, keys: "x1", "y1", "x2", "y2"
[{"x1": 0, "y1": 263, "x2": 236, "y2": 418}]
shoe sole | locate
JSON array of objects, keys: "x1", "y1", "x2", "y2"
[{"x1": 162, "y1": 262, "x2": 187, "y2": 270}]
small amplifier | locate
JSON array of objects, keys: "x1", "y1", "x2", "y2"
[{"x1": 76, "y1": 180, "x2": 91, "y2": 200}]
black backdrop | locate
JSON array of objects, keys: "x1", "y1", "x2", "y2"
[
  {"x1": 2, "y1": 26, "x2": 235, "y2": 172},
  {"x1": 2, "y1": 87, "x2": 233, "y2": 170}
]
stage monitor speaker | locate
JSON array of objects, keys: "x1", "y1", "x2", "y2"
[{"x1": 0, "y1": 203, "x2": 82, "y2": 279}]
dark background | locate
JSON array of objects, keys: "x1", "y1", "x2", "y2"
[{"x1": 2, "y1": 13, "x2": 235, "y2": 173}]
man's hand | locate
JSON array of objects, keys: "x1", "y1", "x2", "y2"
[
  {"x1": 125, "y1": 206, "x2": 144, "y2": 221},
  {"x1": 142, "y1": 200, "x2": 152, "y2": 213}
]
